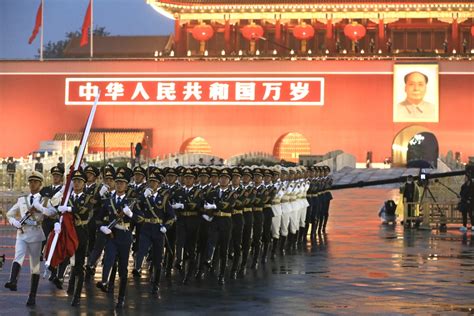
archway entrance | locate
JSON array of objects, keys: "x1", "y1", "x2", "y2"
[
  {"x1": 180, "y1": 137, "x2": 212, "y2": 154},
  {"x1": 392, "y1": 126, "x2": 439, "y2": 167},
  {"x1": 273, "y1": 132, "x2": 311, "y2": 163}
]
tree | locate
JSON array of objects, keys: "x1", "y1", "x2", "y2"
[{"x1": 37, "y1": 26, "x2": 110, "y2": 58}]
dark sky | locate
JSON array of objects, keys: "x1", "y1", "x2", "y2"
[{"x1": 0, "y1": 0, "x2": 174, "y2": 59}]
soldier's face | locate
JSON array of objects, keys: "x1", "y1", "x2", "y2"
[
  {"x1": 105, "y1": 178, "x2": 115, "y2": 189},
  {"x1": 86, "y1": 173, "x2": 96, "y2": 183},
  {"x1": 52, "y1": 174, "x2": 63, "y2": 184},
  {"x1": 199, "y1": 175, "x2": 209, "y2": 185},
  {"x1": 134, "y1": 174, "x2": 144, "y2": 183},
  {"x1": 264, "y1": 175, "x2": 272, "y2": 183},
  {"x1": 254, "y1": 175, "x2": 263, "y2": 184},
  {"x1": 73, "y1": 179, "x2": 85, "y2": 192},
  {"x1": 210, "y1": 175, "x2": 219, "y2": 186},
  {"x1": 272, "y1": 174, "x2": 279, "y2": 182},
  {"x1": 242, "y1": 175, "x2": 251, "y2": 184},
  {"x1": 231, "y1": 175, "x2": 241, "y2": 186},
  {"x1": 29, "y1": 179, "x2": 42, "y2": 193},
  {"x1": 405, "y1": 73, "x2": 427, "y2": 104},
  {"x1": 166, "y1": 174, "x2": 177, "y2": 185},
  {"x1": 219, "y1": 176, "x2": 230, "y2": 187},
  {"x1": 184, "y1": 176, "x2": 194, "y2": 187},
  {"x1": 149, "y1": 180, "x2": 160, "y2": 191},
  {"x1": 116, "y1": 181, "x2": 127, "y2": 193}
]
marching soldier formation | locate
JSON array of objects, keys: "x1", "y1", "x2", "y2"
[{"x1": 4, "y1": 163, "x2": 333, "y2": 309}]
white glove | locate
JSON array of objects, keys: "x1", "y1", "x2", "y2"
[
  {"x1": 123, "y1": 205, "x2": 133, "y2": 218},
  {"x1": 211, "y1": 203, "x2": 217, "y2": 210},
  {"x1": 176, "y1": 203, "x2": 184, "y2": 209},
  {"x1": 100, "y1": 226, "x2": 112, "y2": 235},
  {"x1": 99, "y1": 185, "x2": 109, "y2": 197},
  {"x1": 10, "y1": 218, "x2": 22, "y2": 229},
  {"x1": 202, "y1": 214, "x2": 213, "y2": 222},
  {"x1": 172, "y1": 203, "x2": 184, "y2": 209},
  {"x1": 32, "y1": 200, "x2": 45, "y2": 212},
  {"x1": 143, "y1": 188, "x2": 153, "y2": 198},
  {"x1": 160, "y1": 225, "x2": 167, "y2": 234},
  {"x1": 54, "y1": 222, "x2": 61, "y2": 234},
  {"x1": 204, "y1": 203, "x2": 212, "y2": 210},
  {"x1": 58, "y1": 205, "x2": 72, "y2": 213}
]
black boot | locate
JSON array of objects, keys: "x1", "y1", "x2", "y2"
[
  {"x1": 238, "y1": 246, "x2": 249, "y2": 277},
  {"x1": 270, "y1": 238, "x2": 278, "y2": 260},
  {"x1": 261, "y1": 242, "x2": 269, "y2": 264},
  {"x1": 71, "y1": 273, "x2": 84, "y2": 306},
  {"x1": 183, "y1": 258, "x2": 196, "y2": 285},
  {"x1": 67, "y1": 270, "x2": 76, "y2": 295},
  {"x1": 250, "y1": 243, "x2": 261, "y2": 269},
  {"x1": 230, "y1": 251, "x2": 240, "y2": 280},
  {"x1": 322, "y1": 215, "x2": 328, "y2": 233},
  {"x1": 48, "y1": 266, "x2": 57, "y2": 282},
  {"x1": 218, "y1": 257, "x2": 227, "y2": 285},
  {"x1": 26, "y1": 274, "x2": 40, "y2": 306},
  {"x1": 279, "y1": 236, "x2": 286, "y2": 256},
  {"x1": 4, "y1": 261, "x2": 21, "y2": 291},
  {"x1": 302, "y1": 223, "x2": 310, "y2": 243},
  {"x1": 151, "y1": 268, "x2": 161, "y2": 295},
  {"x1": 115, "y1": 277, "x2": 127, "y2": 309},
  {"x1": 310, "y1": 222, "x2": 317, "y2": 241}
]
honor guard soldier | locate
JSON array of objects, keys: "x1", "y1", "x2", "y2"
[
  {"x1": 40, "y1": 165, "x2": 64, "y2": 260},
  {"x1": 270, "y1": 166, "x2": 284, "y2": 259},
  {"x1": 133, "y1": 168, "x2": 175, "y2": 294},
  {"x1": 172, "y1": 168, "x2": 202, "y2": 284},
  {"x1": 86, "y1": 166, "x2": 116, "y2": 277},
  {"x1": 317, "y1": 166, "x2": 333, "y2": 234},
  {"x1": 130, "y1": 166, "x2": 147, "y2": 254},
  {"x1": 83, "y1": 165, "x2": 103, "y2": 258},
  {"x1": 302, "y1": 166, "x2": 315, "y2": 243},
  {"x1": 195, "y1": 167, "x2": 215, "y2": 280},
  {"x1": 5, "y1": 171, "x2": 57, "y2": 306},
  {"x1": 204, "y1": 168, "x2": 236, "y2": 285},
  {"x1": 162, "y1": 167, "x2": 181, "y2": 280},
  {"x1": 55, "y1": 169, "x2": 91, "y2": 306},
  {"x1": 229, "y1": 167, "x2": 244, "y2": 279},
  {"x1": 251, "y1": 167, "x2": 266, "y2": 269},
  {"x1": 97, "y1": 172, "x2": 137, "y2": 308},
  {"x1": 238, "y1": 167, "x2": 255, "y2": 278},
  {"x1": 262, "y1": 168, "x2": 276, "y2": 264}
]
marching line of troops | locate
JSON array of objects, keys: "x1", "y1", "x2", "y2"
[{"x1": 4, "y1": 163, "x2": 333, "y2": 308}]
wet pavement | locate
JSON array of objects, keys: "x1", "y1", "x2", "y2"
[{"x1": 1, "y1": 188, "x2": 473, "y2": 315}]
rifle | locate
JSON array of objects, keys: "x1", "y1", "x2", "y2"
[{"x1": 106, "y1": 200, "x2": 136, "y2": 238}]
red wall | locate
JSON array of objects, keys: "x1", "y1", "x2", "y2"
[{"x1": 1, "y1": 60, "x2": 473, "y2": 162}]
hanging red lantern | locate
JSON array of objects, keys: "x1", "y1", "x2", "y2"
[
  {"x1": 471, "y1": 25, "x2": 474, "y2": 37},
  {"x1": 241, "y1": 23, "x2": 264, "y2": 54},
  {"x1": 293, "y1": 22, "x2": 315, "y2": 53},
  {"x1": 344, "y1": 22, "x2": 366, "y2": 41},
  {"x1": 192, "y1": 23, "x2": 214, "y2": 54}
]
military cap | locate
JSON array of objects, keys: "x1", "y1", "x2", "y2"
[
  {"x1": 263, "y1": 168, "x2": 273, "y2": 177},
  {"x1": 231, "y1": 167, "x2": 242, "y2": 177},
  {"x1": 116, "y1": 166, "x2": 133, "y2": 179},
  {"x1": 115, "y1": 172, "x2": 130, "y2": 183},
  {"x1": 51, "y1": 165, "x2": 64, "y2": 176},
  {"x1": 219, "y1": 168, "x2": 232, "y2": 179},
  {"x1": 84, "y1": 165, "x2": 100, "y2": 177},
  {"x1": 182, "y1": 168, "x2": 196, "y2": 178},
  {"x1": 148, "y1": 168, "x2": 163, "y2": 182},
  {"x1": 165, "y1": 167, "x2": 178, "y2": 177},
  {"x1": 72, "y1": 169, "x2": 86, "y2": 182},
  {"x1": 252, "y1": 167, "x2": 264, "y2": 177},
  {"x1": 209, "y1": 167, "x2": 219, "y2": 177},
  {"x1": 241, "y1": 167, "x2": 253, "y2": 177},
  {"x1": 193, "y1": 166, "x2": 201, "y2": 176},
  {"x1": 101, "y1": 165, "x2": 115, "y2": 176},
  {"x1": 133, "y1": 166, "x2": 146, "y2": 177},
  {"x1": 323, "y1": 166, "x2": 331, "y2": 172},
  {"x1": 28, "y1": 170, "x2": 44, "y2": 183},
  {"x1": 280, "y1": 167, "x2": 289, "y2": 174},
  {"x1": 146, "y1": 166, "x2": 156, "y2": 178},
  {"x1": 199, "y1": 167, "x2": 210, "y2": 177},
  {"x1": 104, "y1": 169, "x2": 116, "y2": 180}
]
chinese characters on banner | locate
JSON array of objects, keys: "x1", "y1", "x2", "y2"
[{"x1": 65, "y1": 77, "x2": 324, "y2": 106}]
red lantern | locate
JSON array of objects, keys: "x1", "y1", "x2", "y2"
[
  {"x1": 241, "y1": 23, "x2": 264, "y2": 54},
  {"x1": 471, "y1": 25, "x2": 474, "y2": 37},
  {"x1": 293, "y1": 23, "x2": 315, "y2": 53},
  {"x1": 344, "y1": 22, "x2": 366, "y2": 41},
  {"x1": 192, "y1": 23, "x2": 214, "y2": 54}
]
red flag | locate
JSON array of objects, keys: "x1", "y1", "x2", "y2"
[
  {"x1": 80, "y1": 0, "x2": 92, "y2": 47},
  {"x1": 44, "y1": 212, "x2": 78, "y2": 267},
  {"x1": 28, "y1": 2, "x2": 42, "y2": 44}
]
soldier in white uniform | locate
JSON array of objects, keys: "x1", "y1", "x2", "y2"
[{"x1": 5, "y1": 171, "x2": 57, "y2": 306}]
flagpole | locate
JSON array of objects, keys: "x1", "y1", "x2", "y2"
[
  {"x1": 90, "y1": 0, "x2": 93, "y2": 59},
  {"x1": 40, "y1": 0, "x2": 44, "y2": 61}
]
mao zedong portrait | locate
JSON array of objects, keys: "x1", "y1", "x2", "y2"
[{"x1": 397, "y1": 71, "x2": 436, "y2": 120}]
